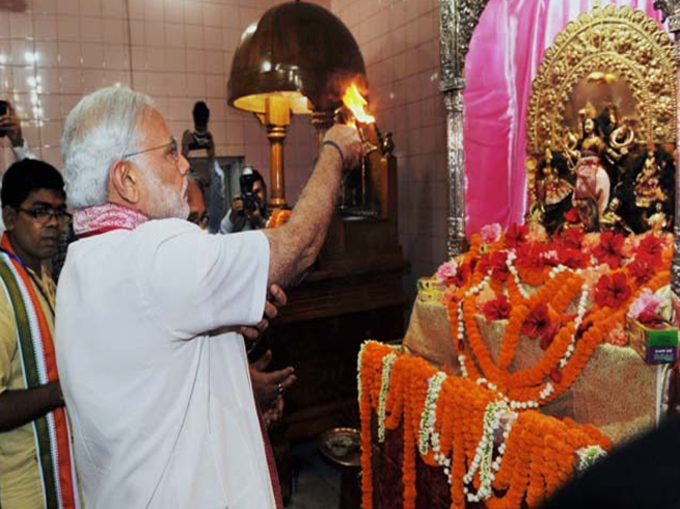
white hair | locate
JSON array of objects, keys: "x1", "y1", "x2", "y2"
[{"x1": 61, "y1": 86, "x2": 154, "y2": 209}]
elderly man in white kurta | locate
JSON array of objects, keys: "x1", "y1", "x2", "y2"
[{"x1": 55, "y1": 86, "x2": 362, "y2": 509}]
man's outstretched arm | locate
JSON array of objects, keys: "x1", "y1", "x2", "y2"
[{"x1": 263, "y1": 124, "x2": 362, "y2": 288}]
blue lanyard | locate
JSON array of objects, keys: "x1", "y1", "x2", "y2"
[{"x1": 0, "y1": 248, "x2": 55, "y2": 317}]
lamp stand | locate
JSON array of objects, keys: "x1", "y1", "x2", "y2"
[{"x1": 256, "y1": 96, "x2": 291, "y2": 209}]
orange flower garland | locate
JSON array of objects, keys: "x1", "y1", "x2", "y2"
[
  {"x1": 358, "y1": 342, "x2": 612, "y2": 509},
  {"x1": 265, "y1": 208, "x2": 292, "y2": 228},
  {"x1": 439, "y1": 229, "x2": 672, "y2": 410}
]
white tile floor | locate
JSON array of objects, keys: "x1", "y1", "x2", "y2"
[{"x1": 286, "y1": 440, "x2": 342, "y2": 509}]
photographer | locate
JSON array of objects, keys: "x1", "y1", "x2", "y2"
[
  {"x1": 220, "y1": 166, "x2": 269, "y2": 233},
  {"x1": 182, "y1": 101, "x2": 226, "y2": 233},
  {"x1": 0, "y1": 99, "x2": 37, "y2": 163}
]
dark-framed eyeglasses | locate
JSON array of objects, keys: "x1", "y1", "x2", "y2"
[
  {"x1": 18, "y1": 206, "x2": 72, "y2": 225},
  {"x1": 122, "y1": 137, "x2": 180, "y2": 162}
]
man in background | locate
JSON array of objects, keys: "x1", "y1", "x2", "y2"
[
  {"x1": 182, "y1": 100, "x2": 227, "y2": 233},
  {"x1": 0, "y1": 159, "x2": 79, "y2": 509},
  {"x1": 0, "y1": 100, "x2": 37, "y2": 164},
  {"x1": 57, "y1": 85, "x2": 361, "y2": 509},
  {"x1": 221, "y1": 165, "x2": 269, "y2": 233}
]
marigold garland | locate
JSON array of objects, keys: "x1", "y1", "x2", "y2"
[
  {"x1": 358, "y1": 342, "x2": 611, "y2": 509},
  {"x1": 439, "y1": 228, "x2": 672, "y2": 409}
]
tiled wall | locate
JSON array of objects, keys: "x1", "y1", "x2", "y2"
[
  {"x1": 0, "y1": 0, "x2": 326, "y2": 203},
  {"x1": 0, "y1": 0, "x2": 445, "y2": 302},
  {"x1": 332, "y1": 0, "x2": 448, "y2": 302}
]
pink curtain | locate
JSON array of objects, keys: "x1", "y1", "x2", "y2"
[{"x1": 462, "y1": 0, "x2": 665, "y2": 234}]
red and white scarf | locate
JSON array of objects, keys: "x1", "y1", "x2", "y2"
[{"x1": 73, "y1": 203, "x2": 149, "y2": 237}]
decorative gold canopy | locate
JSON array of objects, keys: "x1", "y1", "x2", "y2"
[
  {"x1": 526, "y1": 4, "x2": 677, "y2": 155},
  {"x1": 227, "y1": 1, "x2": 367, "y2": 115}
]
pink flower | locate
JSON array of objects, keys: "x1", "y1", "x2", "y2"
[
  {"x1": 436, "y1": 260, "x2": 459, "y2": 285},
  {"x1": 480, "y1": 223, "x2": 502, "y2": 245},
  {"x1": 628, "y1": 288, "x2": 665, "y2": 321}
]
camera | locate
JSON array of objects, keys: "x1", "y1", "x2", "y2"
[
  {"x1": 188, "y1": 130, "x2": 211, "y2": 151},
  {"x1": 240, "y1": 172, "x2": 261, "y2": 213},
  {"x1": 0, "y1": 100, "x2": 8, "y2": 139}
]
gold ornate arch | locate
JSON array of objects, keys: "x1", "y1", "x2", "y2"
[{"x1": 526, "y1": 4, "x2": 677, "y2": 155}]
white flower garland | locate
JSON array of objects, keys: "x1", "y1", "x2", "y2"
[
  {"x1": 418, "y1": 371, "x2": 447, "y2": 454},
  {"x1": 463, "y1": 400, "x2": 517, "y2": 502},
  {"x1": 416, "y1": 370, "x2": 452, "y2": 482},
  {"x1": 557, "y1": 283, "x2": 590, "y2": 370},
  {"x1": 377, "y1": 352, "x2": 398, "y2": 442},
  {"x1": 505, "y1": 251, "x2": 530, "y2": 299}
]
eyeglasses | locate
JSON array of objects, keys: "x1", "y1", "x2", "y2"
[
  {"x1": 122, "y1": 138, "x2": 180, "y2": 162},
  {"x1": 18, "y1": 206, "x2": 72, "y2": 224}
]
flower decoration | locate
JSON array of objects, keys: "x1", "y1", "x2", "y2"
[
  {"x1": 480, "y1": 223, "x2": 503, "y2": 245},
  {"x1": 516, "y1": 242, "x2": 546, "y2": 271},
  {"x1": 605, "y1": 325, "x2": 628, "y2": 346},
  {"x1": 594, "y1": 273, "x2": 631, "y2": 309},
  {"x1": 628, "y1": 288, "x2": 665, "y2": 321},
  {"x1": 592, "y1": 231, "x2": 625, "y2": 269},
  {"x1": 540, "y1": 322, "x2": 560, "y2": 350},
  {"x1": 521, "y1": 303, "x2": 551, "y2": 340},
  {"x1": 628, "y1": 255, "x2": 657, "y2": 285},
  {"x1": 476, "y1": 287, "x2": 497, "y2": 313},
  {"x1": 437, "y1": 260, "x2": 459, "y2": 285},
  {"x1": 483, "y1": 295, "x2": 512, "y2": 321},
  {"x1": 559, "y1": 228, "x2": 584, "y2": 250},
  {"x1": 490, "y1": 251, "x2": 510, "y2": 281},
  {"x1": 637, "y1": 235, "x2": 663, "y2": 264},
  {"x1": 506, "y1": 223, "x2": 528, "y2": 248}
]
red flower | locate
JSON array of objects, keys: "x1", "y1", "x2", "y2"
[
  {"x1": 550, "y1": 368, "x2": 563, "y2": 383},
  {"x1": 564, "y1": 208, "x2": 580, "y2": 224},
  {"x1": 592, "y1": 231, "x2": 625, "y2": 269},
  {"x1": 506, "y1": 223, "x2": 528, "y2": 248},
  {"x1": 516, "y1": 242, "x2": 546, "y2": 270},
  {"x1": 540, "y1": 322, "x2": 561, "y2": 350},
  {"x1": 477, "y1": 253, "x2": 491, "y2": 274},
  {"x1": 556, "y1": 246, "x2": 586, "y2": 269},
  {"x1": 637, "y1": 310, "x2": 665, "y2": 328},
  {"x1": 594, "y1": 273, "x2": 632, "y2": 309},
  {"x1": 628, "y1": 255, "x2": 656, "y2": 285},
  {"x1": 521, "y1": 303, "x2": 551, "y2": 339},
  {"x1": 490, "y1": 251, "x2": 510, "y2": 281},
  {"x1": 560, "y1": 228, "x2": 585, "y2": 250},
  {"x1": 483, "y1": 295, "x2": 512, "y2": 321},
  {"x1": 452, "y1": 263, "x2": 471, "y2": 287},
  {"x1": 637, "y1": 235, "x2": 663, "y2": 265}
]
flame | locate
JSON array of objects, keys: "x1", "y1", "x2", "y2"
[{"x1": 342, "y1": 83, "x2": 375, "y2": 124}]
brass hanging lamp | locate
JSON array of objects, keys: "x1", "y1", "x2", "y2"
[{"x1": 227, "y1": 0, "x2": 367, "y2": 208}]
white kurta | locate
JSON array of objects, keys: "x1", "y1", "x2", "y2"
[{"x1": 55, "y1": 218, "x2": 274, "y2": 509}]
